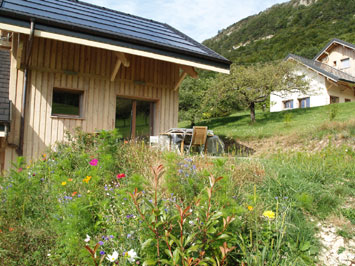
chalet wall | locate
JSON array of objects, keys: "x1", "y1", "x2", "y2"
[
  {"x1": 319, "y1": 45, "x2": 355, "y2": 76},
  {"x1": 270, "y1": 66, "x2": 328, "y2": 112},
  {"x1": 4, "y1": 33, "x2": 179, "y2": 169}
]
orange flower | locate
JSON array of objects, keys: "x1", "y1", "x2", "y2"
[
  {"x1": 9, "y1": 227, "x2": 14, "y2": 232},
  {"x1": 68, "y1": 178, "x2": 73, "y2": 182},
  {"x1": 83, "y1": 176, "x2": 92, "y2": 183},
  {"x1": 0, "y1": 229, "x2": 2, "y2": 233},
  {"x1": 72, "y1": 191, "x2": 78, "y2": 197}
]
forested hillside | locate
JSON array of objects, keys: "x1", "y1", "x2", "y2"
[{"x1": 203, "y1": 0, "x2": 355, "y2": 64}]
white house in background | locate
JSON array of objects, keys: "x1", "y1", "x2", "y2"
[{"x1": 270, "y1": 39, "x2": 355, "y2": 112}]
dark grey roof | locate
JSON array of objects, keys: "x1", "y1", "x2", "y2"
[
  {"x1": 287, "y1": 54, "x2": 355, "y2": 84},
  {"x1": 314, "y1": 38, "x2": 355, "y2": 61},
  {"x1": 0, "y1": 49, "x2": 11, "y2": 123},
  {"x1": 0, "y1": 0, "x2": 231, "y2": 71}
]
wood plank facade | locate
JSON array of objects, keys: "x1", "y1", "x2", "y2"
[{"x1": 4, "y1": 33, "x2": 180, "y2": 169}]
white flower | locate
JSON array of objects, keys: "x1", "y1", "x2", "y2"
[
  {"x1": 84, "y1": 234, "x2": 91, "y2": 242},
  {"x1": 106, "y1": 250, "x2": 119, "y2": 262},
  {"x1": 127, "y1": 249, "x2": 138, "y2": 263},
  {"x1": 47, "y1": 253, "x2": 51, "y2": 257}
]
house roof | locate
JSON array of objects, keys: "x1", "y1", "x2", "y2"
[
  {"x1": 0, "y1": 49, "x2": 11, "y2": 123},
  {"x1": 314, "y1": 38, "x2": 355, "y2": 61},
  {"x1": 287, "y1": 54, "x2": 355, "y2": 84},
  {"x1": 0, "y1": 0, "x2": 231, "y2": 73}
]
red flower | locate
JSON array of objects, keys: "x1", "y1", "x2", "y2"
[
  {"x1": 89, "y1": 159, "x2": 98, "y2": 166},
  {"x1": 117, "y1": 173, "x2": 126, "y2": 179},
  {"x1": 72, "y1": 191, "x2": 78, "y2": 197}
]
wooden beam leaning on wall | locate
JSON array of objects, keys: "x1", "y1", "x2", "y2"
[
  {"x1": 111, "y1": 52, "x2": 130, "y2": 82},
  {"x1": 174, "y1": 65, "x2": 198, "y2": 91},
  {"x1": 16, "y1": 34, "x2": 25, "y2": 69}
]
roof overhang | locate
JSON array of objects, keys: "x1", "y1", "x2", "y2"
[
  {"x1": 286, "y1": 55, "x2": 355, "y2": 85},
  {"x1": 314, "y1": 39, "x2": 355, "y2": 62},
  {"x1": 0, "y1": 16, "x2": 230, "y2": 74}
]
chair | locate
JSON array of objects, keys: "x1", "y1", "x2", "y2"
[{"x1": 188, "y1": 126, "x2": 208, "y2": 154}]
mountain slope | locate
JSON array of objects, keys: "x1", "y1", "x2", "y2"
[{"x1": 203, "y1": 0, "x2": 355, "y2": 65}]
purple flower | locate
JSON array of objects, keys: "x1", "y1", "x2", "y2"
[
  {"x1": 100, "y1": 251, "x2": 105, "y2": 255},
  {"x1": 127, "y1": 234, "x2": 132, "y2": 239},
  {"x1": 275, "y1": 196, "x2": 279, "y2": 200},
  {"x1": 98, "y1": 241, "x2": 104, "y2": 246},
  {"x1": 78, "y1": 194, "x2": 82, "y2": 198},
  {"x1": 109, "y1": 235, "x2": 114, "y2": 239}
]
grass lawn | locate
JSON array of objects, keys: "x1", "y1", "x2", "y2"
[{"x1": 179, "y1": 102, "x2": 355, "y2": 140}]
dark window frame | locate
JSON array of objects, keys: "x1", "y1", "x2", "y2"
[
  {"x1": 330, "y1": 95, "x2": 339, "y2": 104},
  {"x1": 51, "y1": 88, "x2": 84, "y2": 118}
]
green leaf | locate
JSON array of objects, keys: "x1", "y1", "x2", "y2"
[
  {"x1": 143, "y1": 260, "x2": 157, "y2": 266},
  {"x1": 184, "y1": 233, "x2": 196, "y2": 246},
  {"x1": 165, "y1": 249, "x2": 173, "y2": 258},
  {"x1": 142, "y1": 238, "x2": 154, "y2": 250},
  {"x1": 187, "y1": 244, "x2": 200, "y2": 253},
  {"x1": 217, "y1": 234, "x2": 230, "y2": 239},
  {"x1": 300, "y1": 241, "x2": 311, "y2": 251},
  {"x1": 169, "y1": 235, "x2": 180, "y2": 247},
  {"x1": 173, "y1": 249, "x2": 180, "y2": 265}
]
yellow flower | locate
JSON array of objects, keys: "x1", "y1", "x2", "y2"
[
  {"x1": 248, "y1": 206, "x2": 253, "y2": 211},
  {"x1": 61, "y1": 181, "x2": 67, "y2": 186},
  {"x1": 83, "y1": 176, "x2": 92, "y2": 183},
  {"x1": 263, "y1": 210, "x2": 275, "y2": 220}
]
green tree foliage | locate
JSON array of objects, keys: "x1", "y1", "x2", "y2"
[
  {"x1": 178, "y1": 73, "x2": 216, "y2": 126},
  {"x1": 203, "y1": 0, "x2": 355, "y2": 65},
  {"x1": 204, "y1": 62, "x2": 309, "y2": 122}
]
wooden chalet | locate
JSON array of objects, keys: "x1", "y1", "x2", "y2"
[{"x1": 0, "y1": 0, "x2": 231, "y2": 171}]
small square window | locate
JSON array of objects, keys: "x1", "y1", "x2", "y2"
[
  {"x1": 345, "y1": 99, "x2": 351, "y2": 102},
  {"x1": 299, "y1": 97, "x2": 310, "y2": 108},
  {"x1": 283, "y1": 100, "x2": 293, "y2": 109},
  {"x1": 330, "y1": 96, "x2": 339, "y2": 104},
  {"x1": 52, "y1": 88, "x2": 83, "y2": 117},
  {"x1": 340, "y1": 58, "x2": 350, "y2": 69}
]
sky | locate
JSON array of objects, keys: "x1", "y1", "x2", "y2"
[{"x1": 84, "y1": 0, "x2": 289, "y2": 42}]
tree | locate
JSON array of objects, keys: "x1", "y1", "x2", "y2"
[
  {"x1": 206, "y1": 61, "x2": 309, "y2": 122},
  {"x1": 179, "y1": 74, "x2": 215, "y2": 126}
]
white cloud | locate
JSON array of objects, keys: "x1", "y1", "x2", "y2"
[{"x1": 84, "y1": 0, "x2": 288, "y2": 42}]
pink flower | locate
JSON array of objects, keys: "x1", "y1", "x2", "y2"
[
  {"x1": 117, "y1": 173, "x2": 126, "y2": 179},
  {"x1": 89, "y1": 159, "x2": 98, "y2": 166}
]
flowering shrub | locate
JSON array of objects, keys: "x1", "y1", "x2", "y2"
[{"x1": 0, "y1": 129, "x2": 338, "y2": 265}]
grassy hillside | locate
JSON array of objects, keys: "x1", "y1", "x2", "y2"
[
  {"x1": 203, "y1": 0, "x2": 355, "y2": 64},
  {"x1": 180, "y1": 102, "x2": 355, "y2": 141}
]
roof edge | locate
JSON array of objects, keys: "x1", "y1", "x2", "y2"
[
  {"x1": 313, "y1": 38, "x2": 355, "y2": 61},
  {"x1": 0, "y1": 19, "x2": 230, "y2": 74},
  {"x1": 0, "y1": 8, "x2": 231, "y2": 68}
]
